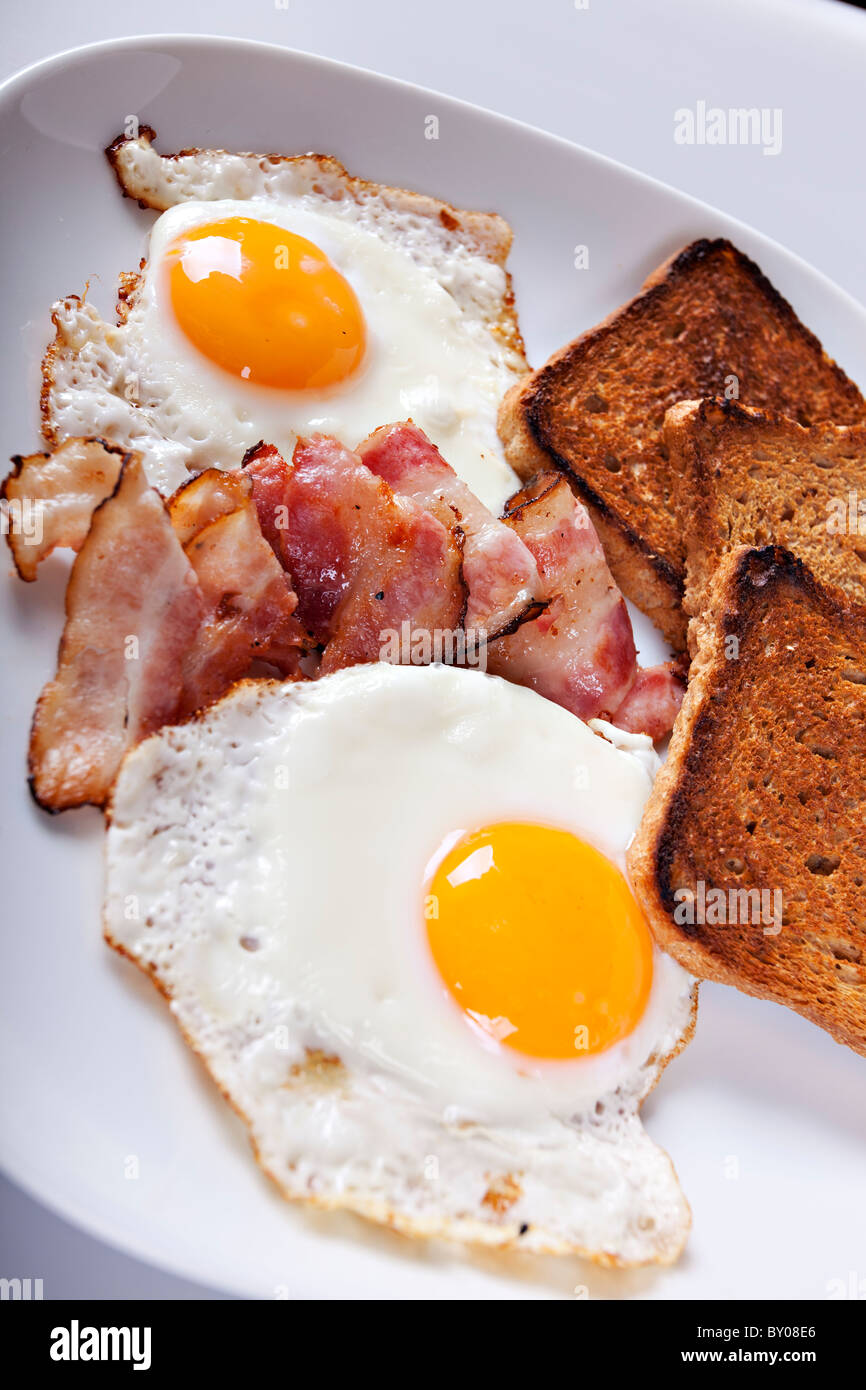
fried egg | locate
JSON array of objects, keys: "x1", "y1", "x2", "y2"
[
  {"x1": 45, "y1": 186, "x2": 525, "y2": 510},
  {"x1": 104, "y1": 665, "x2": 696, "y2": 1264}
]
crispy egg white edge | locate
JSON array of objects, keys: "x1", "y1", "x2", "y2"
[
  {"x1": 44, "y1": 172, "x2": 527, "y2": 509},
  {"x1": 103, "y1": 666, "x2": 697, "y2": 1263}
]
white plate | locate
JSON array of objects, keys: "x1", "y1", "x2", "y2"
[{"x1": 2, "y1": 35, "x2": 866, "y2": 1302}]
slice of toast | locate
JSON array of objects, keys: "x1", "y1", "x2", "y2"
[
  {"x1": 665, "y1": 398, "x2": 866, "y2": 627},
  {"x1": 498, "y1": 239, "x2": 866, "y2": 647},
  {"x1": 627, "y1": 545, "x2": 866, "y2": 1056}
]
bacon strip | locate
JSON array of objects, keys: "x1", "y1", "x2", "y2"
[
  {"x1": 358, "y1": 423, "x2": 542, "y2": 640},
  {"x1": 29, "y1": 457, "x2": 205, "y2": 811},
  {"x1": 169, "y1": 467, "x2": 252, "y2": 547},
  {"x1": 29, "y1": 461, "x2": 313, "y2": 811},
  {"x1": 241, "y1": 441, "x2": 290, "y2": 561},
  {"x1": 182, "y1": 498, "x2": 310, "y2": 710},
  {"x1": 3, "y1": 437, "x2": 127, "y2": 580},
  {"x1": 246, "y1": 428, "x2": 680, "y2": 736},
  {"x1": 245, "y1": 436, "x2": 466, "y2": 674},
  {"x1": 486, "y1": 473, "x2": 639, "y2": 721},
  {"x1": 25, "y1": 422, "x2": 680, "y2": 813},
  {"x1": 608, "y1": 662, "x2": 685, "y2": 741}
]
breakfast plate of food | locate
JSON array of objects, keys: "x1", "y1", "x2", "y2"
[{"x1": 1, "y1": 34, "x2": 864, "y2": 1300}]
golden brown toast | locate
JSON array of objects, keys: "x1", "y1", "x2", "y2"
[
  {"x1": 666, "y1": 398, "x2": 866, "y2": 627},
  {"x1": 628, "y1": 545, "x2": 866, "y2": 1056},
  {"x1": 499, "y1": 239, "x2": 866, "y2": 647}
]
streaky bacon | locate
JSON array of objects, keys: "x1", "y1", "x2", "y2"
[
  {"x1": 181, "y1": 497, "x2": 310, "y2": 711},
  {"x1": 3, "y1": 437, "x2": 127, "y2": 580},
  {"x1": 168, "y1": 467, "x2": 252, "y2": 547},
  {"x1": 486, "y1": 473, "x2": 639, "y2": 721},
  {"x1": 29, "y1": 457, "x2": 205, "y2": 811},
  {"x1": 245, "y1": 436, "x2": 466, "y2": 673},
  {"x1": 24, "y1": 419, "x2": 682, "y2": 814},
  {"x1": 358, "y1": 422, "x2": 543, "y2": 640},
  {"x1": 241, "y1": 441, "x2": 290, "y2": 562},
  {"x1": 30, "y1": 461, "x2": 313, "y2": 811},
  {"x1": 608, "y1": 662, "x2": 685, "y2": 741}
]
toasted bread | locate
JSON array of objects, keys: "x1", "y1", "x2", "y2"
[
  {"x1": 628, "y1": 545, "x2": 866, "y2": 1055},
  {"x1": 666, "y1": 398, "x2": 866, "y2": 629},
  {"x1": 499, "y1": 239, "x2": 866, "y2": 647}
]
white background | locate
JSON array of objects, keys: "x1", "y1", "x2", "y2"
[{"x1": 1, "y1": 0, "x2": 864, "y2": 1300}]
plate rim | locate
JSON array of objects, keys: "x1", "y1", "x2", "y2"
[
  {"x1": 2, "y1": 30, "x2": 864, "y2": 323},
  {"x1": 2, "y1": 30, "x2": 865, "y2": 1301}
]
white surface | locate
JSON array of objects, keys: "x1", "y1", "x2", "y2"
[
  {"x1": 2, "y1": 16, "x2": 866, "y2": 1301},
  {"x1": 1, "y1": 0, "x2": 864, "y2": 305}
]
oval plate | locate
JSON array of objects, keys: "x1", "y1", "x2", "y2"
[{"x1": 2, "y1": 35, "x2": 865, "y2": 1301}]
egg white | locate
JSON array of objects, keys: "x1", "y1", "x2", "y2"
[
  {"x1": 46, "y1": 196, "x2": 524, "y2": 510},
  {"x1": 105, "y1": 665, "x2": 696, "y2": 1261}
]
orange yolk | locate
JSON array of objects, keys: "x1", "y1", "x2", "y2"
[
  {"x1": 426, "y1": 823, "x2": 653, "y2": 1060},
  {"x1": 166, "y1": 218, "x2": 366, "y2": 390}
]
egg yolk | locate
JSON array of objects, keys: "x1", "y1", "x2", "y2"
[
  {"x1": 426, "y1": 823, "x2": 653, "y2": 1060},
  {"x1": 166, "y1": 218, "x2": 366, "y2": 390}
]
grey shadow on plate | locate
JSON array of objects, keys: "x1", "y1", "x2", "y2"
[
  {"x1": 671, "y1": 981, "x2": 866, "y2": 1148},
  {"x1": 18, "y1": 52, "x2": 182, "y2": 154}
]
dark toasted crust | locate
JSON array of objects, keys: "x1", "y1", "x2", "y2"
[
  {"x1": 499, "y1": 239, "x2": 866, "y2": 648},
  {"x1": 498, "y1": 376, "x2": 686, "y2": 646},
  {"x1": 665, "y1": 397, "x2": 866, "y2": 630},
  {"x1": 628, "y1": 545, "x2": 866, "y2": 1055}
]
